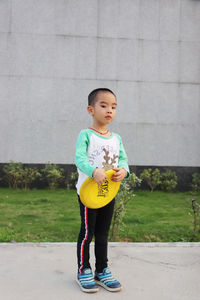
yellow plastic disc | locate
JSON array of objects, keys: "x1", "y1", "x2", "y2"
[{"x1": 79, "y1": 169, "x2": 121, "y2": 209}]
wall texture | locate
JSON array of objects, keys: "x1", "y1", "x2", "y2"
[{"x1": 0, "y1": 0, "x2": 200, "y2": 168}]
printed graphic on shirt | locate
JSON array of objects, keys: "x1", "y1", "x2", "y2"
[
  {"x1": 102, "y1": 148, "x2": 119, "y2": 171},
  {"x1": 88, "y1": 144, "x2": 118, "y2": 167}
]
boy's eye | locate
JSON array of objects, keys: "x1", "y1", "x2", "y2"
[
  {"x1": 101, "y1": 105, "x2": 106, "y2": 108},
  {"x1": 112, "y1": 107, "x2": 116, "y2": 109}
]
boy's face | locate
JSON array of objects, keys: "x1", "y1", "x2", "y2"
[{"x1": 88, "y1": 91, "x2": 117, "y2": 126}]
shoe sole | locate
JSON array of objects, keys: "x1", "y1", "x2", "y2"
[
  {"x1": 95, "y1": 280, "x2": 122, "y2": 292},
  {"x1": 76, "y1": 279, "x2": 99, "y2": 293}
]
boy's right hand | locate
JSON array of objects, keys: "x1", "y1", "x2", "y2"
[{"x1": 92, "y1": 168, "x2": 107, "y2": 185}]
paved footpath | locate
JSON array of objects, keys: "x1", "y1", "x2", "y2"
[{"x1": 0, "y1": 242, "x2": 200, "y2": 300}]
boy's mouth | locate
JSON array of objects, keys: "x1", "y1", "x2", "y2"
[{"x1": 105, "y1": 116, "x2": 112, "y2": 120}]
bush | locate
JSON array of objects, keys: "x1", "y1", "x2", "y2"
[
  {"x1": 191, "y1": 198, "x2": 200, "y2": 241},
  {"x1": 21, "y1": 167, "x2": 41, "y2": 190},
  {"x1": 140, "y1": 168, "x2": 161, "y2": 192},
  {"x1": 191, "y1": 173, "x2": 200, "y2": 192},
  {"x1": 110, "y1": 180, "x2": 135, "y2": 241},
  {"x1": 66, "y1": 171, "x2": 78, "y2": 189},
  {"x1": 126, "y1": 172, "x2": 142, "y2": 190},
  {"x1": 160, "y1": 170, "x2": 178, "y2": 192},
  {"x1": 3, "y1": 161, "x2": 42, "y2": 189},
  {"x1": 3, "y1": 161, "x2": 24, "y2": 188},
  {"x1": 41, "y1": 162, "x2": 64, "y2": 189},
  {"x1": 109, "y1": 172, "x2": 140, "y2": 241}
]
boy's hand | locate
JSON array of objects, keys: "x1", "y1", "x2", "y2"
[
  {"x1": 92, "y1": 168, "x2": 107, "y2": 185},
  {"x1": 112, "y1": 168, "x2": 127, "y2": 182}
]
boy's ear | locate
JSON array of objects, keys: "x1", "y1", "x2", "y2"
[{"x1": 87, "y1": 105, "x2": 94, "y2": 116}]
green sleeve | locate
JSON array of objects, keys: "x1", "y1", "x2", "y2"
[
  {"x1": 75, "y1": 130, "x2": 96, "y2": 177},
  {"x1": 117, "y1": 135, "x2": 130, "y2": 179}
]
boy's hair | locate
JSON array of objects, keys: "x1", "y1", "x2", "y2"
[{"x1": 88, "y1": 88, "x2": 116, "y2": 106}]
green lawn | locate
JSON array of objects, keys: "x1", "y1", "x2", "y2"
[
  {"x1": 120, "y1": 190, "x2": 200, "y2": 242},
  {"x1": 0, "y1": 188, "x2": 199, "y2": 242}
]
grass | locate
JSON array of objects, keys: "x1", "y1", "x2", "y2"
[
  {"x1": 119, "y1": 190, "x2": 200, "y2": 242},
  {"x1": 0, "y1": 188, "x2": 199, "y2": 242},
  {"x1": 0, "y1": 188, "x2": 80, "y2": 242}
]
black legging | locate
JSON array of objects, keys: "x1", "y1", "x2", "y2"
[{"x1": 77, "y1": 195, "x2": 115, "y2": 274}]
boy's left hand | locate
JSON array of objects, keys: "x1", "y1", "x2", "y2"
[{"x1": 111, "y1": 168, "x2": 127, "y2": 182}]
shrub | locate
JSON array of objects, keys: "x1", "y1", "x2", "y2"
[
  {"x1": 191, "y1": 198, "x2": 200, "y2": 240},
  {"x1": 3, "y1": 161, "x2": 42, "y2": 189},
  {"x1": 110, "y1": 180, "x2": 134, "y2": 241},
  {"x1": 66, "y1": 171, "x2": 78, "y2": 189},
  {"x1": 126, "y1": 172, "x2": 142, "y2": 190},
  {"x1": 21, "y1": 167, "x2": 41, "y2": 190},
  {"x1": 3, "y1": 161, "x2": 24, "y2": 188},
  {"x1": 160, "y1": 170, "x2": 178, "y2": 192},
  {"x1": 109, "y1": 173, "x2": 140, "y2": 241},
  {"x1": 140, "y1": 168, "x2": 161, "y2": 192},
  {"x1": 191, "y1": 173, "x2": 200, "y2": 192},
  {"x1": 41, "y1": 162, "x2": 64, "y2": 189}
]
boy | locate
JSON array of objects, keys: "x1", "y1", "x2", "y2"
[{"x1": 75, "y1": 88, "x2": 129, "y2": 293}]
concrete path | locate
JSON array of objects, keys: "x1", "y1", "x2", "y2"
[{"x1": 0, "y1": 242, "x2": 200, "y2": 300}]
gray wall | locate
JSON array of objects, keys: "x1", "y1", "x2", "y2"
[{"x1": 0, "y1": 0, "x2": 200, "y2": 167}]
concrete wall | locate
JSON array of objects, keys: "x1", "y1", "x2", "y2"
[{"x1": 0, "y1": 0, "x2": 200, "y2": 167}]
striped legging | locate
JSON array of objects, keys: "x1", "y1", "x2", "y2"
[{"x1": 77, "y1": 195, "x2": 115, "y2": 274}]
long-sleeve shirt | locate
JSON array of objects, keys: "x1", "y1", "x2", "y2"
[{"x1": 75, "y1": 128, "x2": 129, "y2": 195}]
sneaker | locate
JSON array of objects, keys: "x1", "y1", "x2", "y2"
[
  {"x1": 95, "y1": 267, "x2": 122, "y2": 292},
  {"x1": 76, "y1": 268, "x2": 99, "y2": 293}
]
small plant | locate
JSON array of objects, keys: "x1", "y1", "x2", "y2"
[
  {"x1": 41, "y1": 162, "x2": 64, "y2": 189},
  {"x1": 191, "y1": 173, "x2": 200, "y2": 192},
  {"x1": 110, "y1": 173, "x2": 141, "y2": 241},
  {"x1": 3, "y1": 161, "x2": 24, "y2": 188},
  {"x1": 110, "y1": 181, "x2": 134, "y2": 241},
  {"x1": 140, "y1": 168, "x2": 161, "y2": 192},
  {"x1": 191, "y1": 198, "x2": 200, "y2": 240},
  {"x1": 109, "y1": 172, "x2": 139, "y2": 242},
  {"x1": 66, "y1": 171, "x2": 78, "y2": 189},
  {"x1": 21, "y1": 167, "x2": 41, "y2": 190},
  {"x1": 126, "y1": 172, "x2": 142, "y2": 190},
  {"x1": 3, "y1": 161, "x2": 42, "y2": 189},
  {"x1": 160, "y1": 170, "x2": 178, "y2": 192}
]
